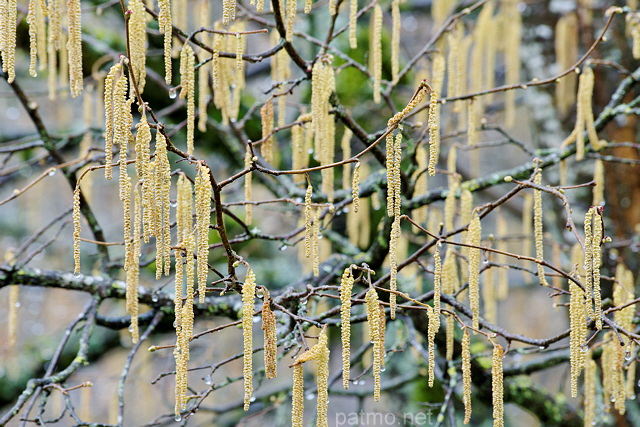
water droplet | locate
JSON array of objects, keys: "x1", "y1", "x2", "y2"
[
  {"x1": 581, "y1": 346, "x2": 588, "y2": 353},
  {"x1": 73, "y1": 272, "x2": 81, "y2": 278},
  {"x1": 380, "y1": 366, "x2": 386, "y2": 372},
  {"x1": 128, "y1": 324, "x2": 134, "y2": 332},
  {"x1": 300, "y1": 299, "x2": 308, "y2": 306},
  {"x1": 253, "y1": 316, "x2": 260, "y2": 323},
  {"x1": 170, "y1": 201, "x2": 178, "y2": 207},
  {"x1": 169, "y1": 88, "x2": 178, "y2": 99},
  {"x1": 33, "y1": 72, "x2": 38, "y2": 77},
  {"x1": 14, "y1": 302, "x2": 21, "y2": 308},
  {"x1": 307, "y1": 148, "x2": 314, "y2": 155},
  {"x1": 48, "y1": 169, "x2": 56, "y2": 176},
  {"x1": 631, "y1": 394, "x2": 637, "y2": 400},
  {"x1": 250, "y1": 396, "x2": 256, "y2": 402},
  {"x1": 173, "y1": 320, "x2": 178, "y2": 328},
  {"x1": 539, "y1": 346, "x2": 545, "y2": 350},
  {"x1": 174, "y1": 414, "x2": 182, "y2": 421},
  {"x1": 305, "y1": 393, "x2": 315, "y2": 400},
  {"x1": 625, "y1": 350, "x2": 633, "y2": 361},
  {"x1": 610, "y1": 396, "x2": 616, "y2": 403},
  {"x1": 279, "y1": 245, "x2": 287, "y2": 251},
  {"x1": 152, "y1": 294, "x2": 159, "y2": 302},
  {"x1": 203, "y1": 374, "x2": 213, "y2": 385}
]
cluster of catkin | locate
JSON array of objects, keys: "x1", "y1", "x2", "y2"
[
  {"x1": 291, "y1": 327, "x2": 330, "y2": 427},
  {"x1": 311, "y1": 55, "x2": 336, "y2": 202},
  {"x1": 1, "y1": 0, "x2": 83, "y2": 95}
]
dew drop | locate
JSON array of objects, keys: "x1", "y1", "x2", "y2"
[
  {"x1": 128, "y1": 324, "x2": 134, "y2": 332},
  {"x1": 203, "y1": 374, "x2": 213, "y2": 385},
  {"x1": 625, "y1": 350, "x2": 633, "y2": 361},
  {"x1": 279, "y1": 245, "x2": 287, "y2": 251},
  {"x1": 305, "y1": 393, "x2": 315, "y2": 400},
  {"x1": 539, "y1": 346, "x2": 545, "y2": 350},
  {"x1": 14, "y1": 302, "x2": 21, "y2": 308},
  {"x1": 48, "y1": 168, "x2": 56, "y2": 176},
  {"x1": 169, "y1": 88, "x2": 178, "y2": 99},
  {"x1": 33, "y1": 72, "x2": 38, "y2": 77},
  {"x1": 631, "y1": 394, "x2": 637, "y2": 400},
  {"x1": 253, "y1": 316, "x2": 260, "y2": 323},
  {"x1": 152, "y1": 294, "x2": 159, "y2": 302},
  {"x1": 170, "y1": 201, "x2": 178, "y2": 208},
  {"x1": 175, "y1": 414, "x2": 182, "y2": 422},
  {"x1": 73, "y1": 272, "x2": 81, "y2": 278},
  {"x1": 380, "y1": 366, "x2": 386, "y2": 372},
  {"x1": 250, "y1": 396, "x2": 256, "y2": 402}
]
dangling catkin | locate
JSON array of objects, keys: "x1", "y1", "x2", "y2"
[
  {"x1": 370, "y1": 5, "x2": 383, "y2": 104},
  {"x1": 592, "y1": 158, "x2": 604, "y2": 206},
  {"x1": 341, "y1": 129, "x2": 352, "y2": 190},
  {"x1": 103, "y1": 63, "x2": 122, "y2": 180},
  {"x1": 492, "y1": 343, "x2": 504, "y2": 427},
  {"x1": 503, "y1": 0, "x2": 521, "y2": 128},
  {"x1": 262, "y1": 288, "x2": 278, "y2": 379},
  {"x1": 195, "y1": 164, "x2": 212, "y2": 304},
  {"x1": 443, "y1": 248, "x2": 458, "y2": 360},
  {"x1": 349, "y1": 0, "x2": 357, "y2": 48},
  {"x1": 391, "y1": 0, "x2": 400, "y2": 82},
  {"x1": 444, "y1": 177, "x2": 459, "y2": 233},
  {"x1": 533, "y1": 170, "x2": 550, "y2": 287},
  {"x1": 427, "y1": 91, "x2": 440, "y2": 177},
  {"x1": 555, "y1": 14, "x2": 578, "y2": 117},
  {"x1": 304, "y1": 183, "x2": 313, "y2": 253},
  {"x1": 592, "y1": 208, "x2": 603, "y2": 330},
  {"x1": 389, "y1": 216, "x2": 401, "y2": 319},
  {"x1": 128, "y1": 0, "x2": 146, "y2": 95},
  {"x1": 126, "y1": 184, "x2": 142, "y2": 344},
  {"x1": 569, "y1": 279, "x2": 586, "y2": 398},
  {"x1": 1, "y1": 0, "x2": 17, "y2": 83},
  {"x1": 365, "y1": 286, "x2": 382, "y2": 401},
  {"x1": 428, "y1": 242, "x2": 442, "y2": 387},
  {"x1": 27, "y1": 0, "x2": 38, "y2": 77},
  {"x1": 180, "y1": 44, "x2": 195, "y2": 155},
  {"x1": 158, "y1": 0, "x2": 172, "y2": 84},
  {"x1": 467, "y1": 212, "x2": 481, "y2": 330},
  {"x1": 154, "y1": 130, "x2": 172, "y2": 277},
  {"x1": 134, "y1": 116, "x2": 152, "y2": 242},
  {"x1": 339, "y1": 267, "x2": 354, "y2": 389},
  {"x1": 73, "y1": 186, "x2": 81, "y2": 275},
  {"x1": 462, "y1": 328, "x2": 472, "y2": 423},
  {"x1": 7, "y1": 284, "x2": 19, "y2": 347},
  {"x1": 312, "y1": 208, "x2": 321, "y2": 277},
  {"x1": 244, "y1": 145, "x2": 253, "y2": 225},
  {"x1": 260, "y1": 99, "x2": 275, "y2": 163},
  {"x1": 291, "y1": 364, "x2": 304, "y2": 427},
  {"x1": 352, "y1": 162, "x2": 360, "y2": 213},
  {"x1": 242, "y1": 268, "x2": 257, "y2": 410}
]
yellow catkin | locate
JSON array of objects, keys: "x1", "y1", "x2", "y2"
[
  {"x1": 304, "y1": 184, "x2": 313, "y2": 259},
  {"x1": 195, "y1": 164, "x2": 212, "y2": 304},
  {"x1": 365, "y1": 286, "x2": 382, "y2": 401},
  {"x1": 310, "y1": 56, "x2": 336, "y2": 201},
  {"x1": 1, "y1": 0, "x2": 17, "y2": 83},
  {"x1": 428, "y1": 90, "x2": 440, "y2": 176},
  {"x1": 223, "y1": 0, "x2": 236, "y2": 24},
  {"x1": 492, "y1": 343, "x2": 504, "y2": 427},
  {"x1": 315, "y1": 330, "x2": 330, "y2": 427},
  {"x1": 584, "y1": 352, "x2": 597, "y2": 426},
  {"x1": 389, "y1": 216, "x2": 401, "y2": 319},
  {"x1": 35, "y1": 0, "x2": 47, "y2": 73},
  {"x1": 340, "y1": 267, "x2": 354, "y2": 389},
  {"x1": 378, "y1": 303, "x2": 386, "y2": 369},
  {"x1": 8, "y1": 284, "x2": 19, "y2": 347},
  {"x1": 179, "y1": 235, "x2": 195, "y2": 412},
  {"x1": 174, "y1": 247, "x2": 184, "y2": 346},
  {"x1": 352, "y1": 162, "x2": 360, "y2": 213},
  {"x1": 592, "y1": 208, "x2": 603, "y2": 331},
  {"x1": 628, "y1": 12, "x2": 640, "y2": 59},
  {"x1": 244, "y1": 146, "x2": 253, "y2": 225},
  {"x1": 462, "y1": 329, "x2": 472, "y2": 423},
  {"x1": 370, "y1": 5, "x2": 383, "y2": 104},
  {"x1": 391, "y1": 0, "x2": 400, "y2": 82},
  {"x1": 432, "y1": 0, "x2": 455, "y2": 28},
  {"x1": 482, "y1": 250, "x2": 496, "y2": 325},
  {"x1": 262, "y1": 288, "x2": 278, "y2": 379},
  {"x1": 154, "y1": 130, "x2": 172, "y2": 277},
  {"x1": 459, "y1": 188, "x2": 473, "y2": 262},
  {"x1": 291, "y1": 364, "x2": 304, "y2": 427},
  {"x1": 447, "y1": 24, "x2": 462, "y2": 102},
  {"x1": 467, "y1": 98, "x2": 481, "y2": 146},
  {"x1": 428, "y1": 243, "x2": 442, "y2": 387},
  {"x1": 286, "y1": 0, "x2": 297, "y2": 42},
  {"x1": 555, "y1": 14, "x2": 578, "y2": 116},
  {"x1": 533, "y1": 170, "x2": 550, "y2": 287},
  {"x1": 134, "y1": 116, "x2": 152, "y2": 242},
  {"x1": 592, "y1": 158, "x2": 605, "y2": 206},
  {"x1": 503, "y1": 0, "x2": 521, "y2": 128},
  {"x1": 126, "y1": 184, "x2": 142, "y2": 344},
  {"x1": 413, "y1": 145, "x2": 428, "y2": 225},
  {"x1": 103, "y1": 63, "x2": 122, "y2": 180},
  {"x1": 27, "y1": 0, "x2": 38, "y2": 76},
  {"x1": 173, "y1": 249, "x2": 184, "y2": 418},
  {"x1": 393, "y1": 131, "x2": 402, "y2": 218},
  {"x1": 180, "y1": 44, "x2": 196, "y2": 155},
  {"x1": 242, "y1": 268, "x2": 257, "y2": 410},
  {"x1": 349, "y1": 0, "x2": 357, "y2": 48},
  {"x1": 198, "y1": 5, "x2": 211, "y2": 132},
  {"x1": 58, "y1": 20, "x2": 68, "y2": 99},
  {"x1": 467, "y1": 213, "x2": 481, "y2": 330},
  {"x1": 260, "y1": 99, "x2": 275, "y2": 163},
  {"x1": 73, "y1": 186, "x2": 82, "y2": 275},
  {"x1": 470, "y1": 2, "x2": 493, "y2": 96},
  {"x1": 127, "y1": 0, "x2": 146, "y2": 95},
  {"x1": 158, "y1": 0, "x2": 172, "y2": 83},
  {"x1": 176, "y1": 175, "x2": 193, "y2": 254},
  {"x1": 569, "y1": 280, "x2": 586, "y2": 398},
  {"x1": 341, "y1": 129, "x2": 353, "y2": 190},
  {"x1": 583, "y1": 207, "x2": 594, "y2": 316},
  {"x1": 312, "y1": 208, "x2": 321, "y2": 277}
]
